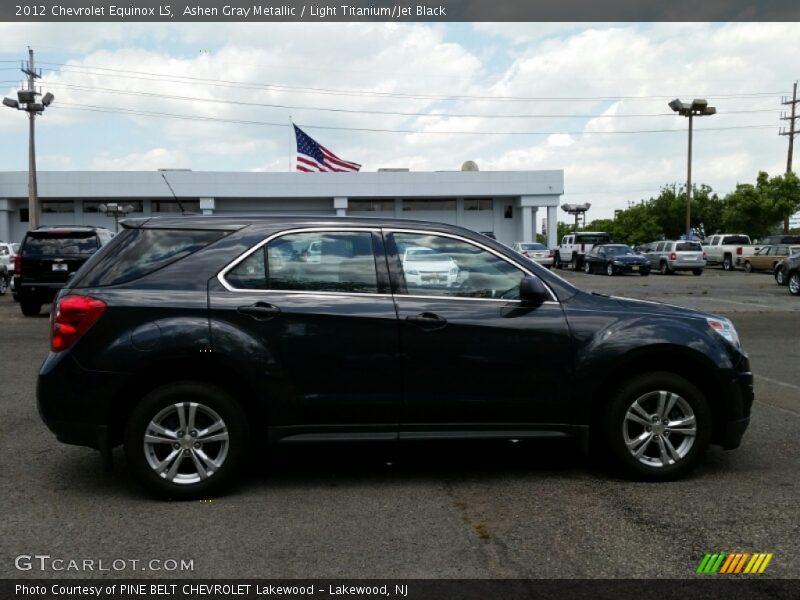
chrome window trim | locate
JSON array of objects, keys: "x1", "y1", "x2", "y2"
[
  {"x1": 385, "y1": 228, "x2": 559, "y2": 303},
  {"x1": 218, "y1": 225, "x2": 559, "y2": 304},
  {"x1": 217, "y1": 227, "x2": 381, "y2": 294}
]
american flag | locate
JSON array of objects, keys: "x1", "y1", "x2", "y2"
[{"x1": 294, "y1": 125, "x2": 361, "y2": 173}]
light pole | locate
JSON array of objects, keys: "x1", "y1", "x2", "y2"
[
  {"x1": 669, "y1": 98, "x2": 716, "y2": 239},
  {"x1": 3, "y1": 48, "x2": 54, "y2": 230},
  {"x1": 98, "y1": 203, "x2": 134, "y2": 232}
]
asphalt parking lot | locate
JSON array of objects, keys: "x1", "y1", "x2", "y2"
[{"x1": 0, "y1": 267, "x2": 798, "y2": 579}]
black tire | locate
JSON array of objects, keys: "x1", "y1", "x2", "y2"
[
  {"x1": 789, "y1": 272, "x2": 800, "y2": 297},
  {"x1": 775, "y1": 268, "x2": 786, "y2": 285},
  {"x1": 660, "y1": 261, "x2": 671, "y2": 275},
  {"x1": 584, "y1": 261, "x2": 592, "y2": 274},
  {"x1": 554, "y1": 253, "x2": 563, "y2": 269},
  {"x1": 606, "y1": 263, "x2": 614, "y2": 276},
  {"x1": 20, "y1": 300, "x2": 41, "y2": 317},
  {"x1": 598, "y1": 372, "x2": 712, "y2": 481},
  {"x1": 722, "y1": 254, "x2": 734, "y2": 271},
  {"x1": 692, "y1": 269, "x2": 703, "y2": 276},
  {"x1": 743, "y1": 261, "x2": 752, "y2": 273},
  {"x1": 124, "y1": 382, "x2": 250, "y2": 499},
  {"x1": 0, "y1": 275, "x2": 7, "y2": 296}
]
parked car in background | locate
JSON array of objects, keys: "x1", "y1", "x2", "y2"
[
  {"x1": 400, "y1": 246, "x2": 460, "y2": 287},
  {"x1": 758, "y1": 234, "x2": 800, "y2": 246},
  {"x1": 774, "y1": 250, "x2": 800, "y2": 285},
  {"x1": 742, "y1": 245, "x2": 800, "y2": 274},
  {"x1": 781, "y1": 254, "x2": 800, "y2": 296},
  {"x1": 37, "y1": 215, "x2": 753, "y2": 497},
  {"x1": 643, "y1": 240, "x2": 706, "y2": 275},
  {"x1": 0, "y1": 242, "x2": 19, "y2": 274},
  {"x1": 512, "y1": 242, "x2": 554, "y2": 268},
  {"x1": 0, "y1": 264, "x2": 8, "y2": 296},
  {"x1": 554, "y1": 231, "x2": 611, "y2": 270},
  {"x1": 16, "y1": 225, "x2": 114, "y2": 316},
  {"x1": 702, "y1": 234, "x2": 758, "y2": 271},
  {"x1": 583, "y1": 244, "x2": 651, "y2": 276}
]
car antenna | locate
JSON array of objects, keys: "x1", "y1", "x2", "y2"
[{"x1": 160, "y1": 172, "x2": 187, "y2": 214}]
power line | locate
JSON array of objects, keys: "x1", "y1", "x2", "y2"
[
  {"x1": 39, "y1": 62, "x2": 790, "y2": 104},
  {"x1": 54, "y1": 101, "x2": 779, "y2": 136},
  {"x1": 39, "y1": 81, "x2": 783, "y2": 120}
]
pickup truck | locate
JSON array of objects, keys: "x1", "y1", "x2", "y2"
[
  {"x1": 702, "y1": 234, "x2": 760, "y2": 271},
  {"x1": 554, "y1": 231, "x2": 611, "y2": 270}
]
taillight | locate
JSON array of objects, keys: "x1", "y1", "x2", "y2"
[
  {"x1": 51, "y1": 295, "x2": 106, "y2": 352},
  {"x1": 736, "y1": 247, "x2": 743, "y2": 255},
  {"x1": 670, "y1": 252, "x2": 677, "y2": 260},
  {"x1": 522, "y1": 251, "x2": 529, "y2": 257},
  {"x1": 14, "y1": 255, "x2": 21, "y2": 273}
]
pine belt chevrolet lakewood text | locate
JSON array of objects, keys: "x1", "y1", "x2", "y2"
[{"x1": 37, "y1": 216, "x2": 753, "y2": 498}]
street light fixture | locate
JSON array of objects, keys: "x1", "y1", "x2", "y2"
[
  {"x1": 98, "y1": 203, "x2": 135, "y2": 232},
  {"x1": 669, "y1": 98, "x2": 716, "y2": 239}
]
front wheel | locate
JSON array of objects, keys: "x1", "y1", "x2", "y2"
[
  {"x1": 124, "y1": 382, "x2": 250, "y2": 499},
  {"x1": 789, "y1": 272, "x2": 800, "y2": 297},
  {"x1": 598, "y1": 372, "x2": 711, "y2": 481},
  {"x1": 606, "y1": 263, "x2": 614, "y2": 276},
  {"x1": 692, "y1": 269, "x2": 703, "y2": 276},
  {"x1": 743, "y1": 261, "x2": 752, "y2": 273},
  {"x1": 584, "y1": 262, "x2": 592, "y2": 274}
]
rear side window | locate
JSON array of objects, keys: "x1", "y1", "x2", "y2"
[
  {"x1": 722, "y1": 235, "x2": 750, "y2": 245},
  {"x1": 575, "y1": 234, "x2": 610, "y2": 245},
  {"x1": 23, "y1": 232, "x2": 99, "y2": 256},
  {"x1": 73, "y1": 228, "x2": 227, "y2": 287},
  {"x1": 676, "y1": 242, "x2": 702, "y2": 251}
]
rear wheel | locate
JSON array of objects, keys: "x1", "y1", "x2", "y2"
[
  {"x1": 692, "y1": 269, "x2": 703, "y2": 276},
  {"x1": 743, "y1": 261, "x2": 752, "y2": 273},
  {"x1": 660, "y1": 261, "x2": 671, "y2": 275},
  {"x1": 554, "y1": 253, "x2": 563, "y2": 269},
  {"x1": 598, "y1": 372, "x2": 711, "y2": 481},
  {"x1": 124, "y1": 382, "x2": 250, "y2": 499},
  {"x1": 775, "y1": 268, "x2": 785, "y2": 285},
  {"x1": 789, "y1": 272, "x2": 800, "y2": 296},
  {"x1": 20, "y1": 300, "x2": 41, "y2": 317},
  {"x1": 722, "y1": 254, "x2": 734, "y2": 271}
]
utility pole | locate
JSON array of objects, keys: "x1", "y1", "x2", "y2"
[
  {"x1": 2, "y1": 47, "x2": 55, "y2": 231},
  {"x1": 780, "y1": 82, "x2": 798, "y2": 233}
]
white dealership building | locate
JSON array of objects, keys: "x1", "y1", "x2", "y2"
[{"x1": 0, "y1": 168, "x2": 564, "y2": 246}]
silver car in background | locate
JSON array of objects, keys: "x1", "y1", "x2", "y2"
[
  {"x1": 643, "y1": 240, "x2": 706, "y2": 275},
  {"x1": 512, "y1": 242, "x2": 554, "y2": 268}
]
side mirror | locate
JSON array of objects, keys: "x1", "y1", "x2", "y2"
[{"x1": 519, "y1": 276, "x2": 549, "y2": 306}]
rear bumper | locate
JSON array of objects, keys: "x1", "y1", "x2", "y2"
[
  {"x1": 37, "y1": 351, "x2": 126, "y2": 450},
  {"x1": 18, "y1": 282, "x2": 62, "y2": 304},
  {"x1": 668, "y1": 260, "x2": 706, "y2": 270}
]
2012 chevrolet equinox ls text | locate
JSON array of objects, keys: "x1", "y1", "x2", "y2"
[{"x1": 37, "y1": 216, "x2": 753, "y2": 498}]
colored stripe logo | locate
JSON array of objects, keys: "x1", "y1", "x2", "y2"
[{"x1": 697, "y1": 552, "x2": 773, "y2": 574}]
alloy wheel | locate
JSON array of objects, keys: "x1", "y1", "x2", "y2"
[
  {"x1": 584, "y1": 262, "x2": 591, "y2": 274},
  {"x1": 623, "y1": 390, "x2": 696, "y2": 468},
  {"x1": 606, "y1": 263, "x2": 614, "y2": 276},
  {"x1": 143, "y1": 402, "x2": 230, "y2": 485},
  {"x1": 775, "y1": 269, "x2": 785, "y2": 285},
  {"x1": 0, "y1": 276, "x2": 7, "y2": 295},
  {"x1": 790, "y1": 273, "x2": 800, "y2": 296}
]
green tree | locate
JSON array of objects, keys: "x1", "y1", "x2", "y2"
[
  {"x1": 612, "y1": 203, "x2": 662, "y2": 246},
  {"x1": 722, "y1": 171, "x2": 799, "y2": 239}
]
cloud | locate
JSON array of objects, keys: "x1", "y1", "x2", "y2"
[{"x1": 91, "y1": 148, "x2": 190, "y2": 170}]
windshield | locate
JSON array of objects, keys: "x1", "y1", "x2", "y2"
[
  {"x1": 604, "y1": 245, "x2": 636, "y2": 256},
  {"x1": 23, "y1": 232, "x2": 99, "y2": 256}
]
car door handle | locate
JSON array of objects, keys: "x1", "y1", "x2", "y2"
[
  {"x1": 406, "y1": 312, "x2": 447, "y2": 330},
  {"x1": 237, "y1": 302, "x2": 281, "y2": 320}
]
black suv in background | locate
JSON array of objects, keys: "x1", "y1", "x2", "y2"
[
  {"x1": 37, "y1": 216, "x2": 753, "y2": 498},
  {"x1": 17, "y1": 226, "x2": 113, "y2": 316}
]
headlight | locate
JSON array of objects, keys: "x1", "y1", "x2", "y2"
[
  {"x1": 406, "y1": 269, "x2": 418, "y2": 276},
  {"x1": 613, "y1": 260, "x2": 623, "y2": 265},
  {"x1": 707, "y1": 317, "x2": 741, "y2": 349}
]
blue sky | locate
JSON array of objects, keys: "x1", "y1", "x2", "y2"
[{"x1": 1, "y1": 22, "x2": 797, "y2": 221}]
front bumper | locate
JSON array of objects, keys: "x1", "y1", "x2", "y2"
[{"x1": 713, "y1": 361, "x2": 754, "y2": 450}]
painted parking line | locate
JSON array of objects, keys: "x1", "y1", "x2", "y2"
[{"x1": 754, "y1": 374, "x2": 800, "y2": 392}]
